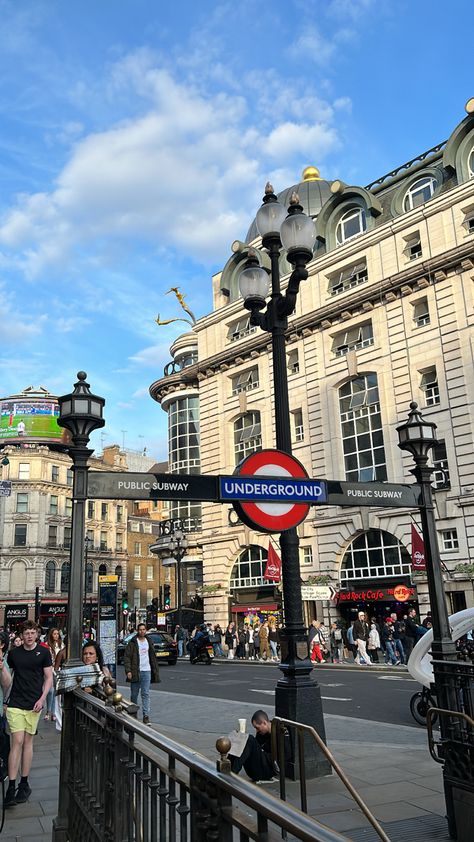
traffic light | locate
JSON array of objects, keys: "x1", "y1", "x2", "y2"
[
  {"x1": 122, "y1": 590, "x2": 129, "y2": 611},
  {"x1": 164, "y1": 584, "x2": 171, "y2": 609},
  {"x1": 151, "y1": 597, "x2": 158, "y2": 611}
]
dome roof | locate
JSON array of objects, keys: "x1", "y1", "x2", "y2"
[{"x1": 245, "y1": 166, "x2": 334, "y2": 243}]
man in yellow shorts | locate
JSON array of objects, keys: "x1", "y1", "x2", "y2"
[{"x1": 5, "y1": 620, "x2": 53, "y2": 808}]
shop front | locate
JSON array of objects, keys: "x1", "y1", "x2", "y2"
[
  {"x1": 3, "y1": 603, "x2": 30, "y2": 629},
  {"x1": 39, "y1": 602, "x2": 68, "y2": 630},
  {"x1": 337, "y1": 581, "x2": 418, "y2": 623},
  {"x1": 231, "y1": 602, "x2": 282, "y2": 626}
]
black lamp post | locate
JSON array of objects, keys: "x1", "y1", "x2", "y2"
[
  {"x1": 168, "y1": 528, "x2": 188, "y2": 630},
  {"x1": 238, "y1": 185, "x2": 330, "y2": 778},
  {"x1": 53, "y1": 372, "x2": 104, "y2": 842},
  {"x1": 84, "y1": 535, "x2": 93, "y2": 624}
]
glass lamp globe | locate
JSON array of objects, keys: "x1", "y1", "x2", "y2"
[
  {"x1": 256, "y1": 201, "x2": 287, "y2": 237},
  {"x1": 238, "y1": 265, "x2": 270, "y2": 303},
  {"x1": 280, "y1": 211, "x2": 316, "y2": 253}
]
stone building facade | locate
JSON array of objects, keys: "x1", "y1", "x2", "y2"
[{"x1": 150, "y1": 102, "x2": 474, "y2": 629}]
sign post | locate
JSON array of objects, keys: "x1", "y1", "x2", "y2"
[{"x1": 98, "y1": 575, "x2": 119, "y2": 678}]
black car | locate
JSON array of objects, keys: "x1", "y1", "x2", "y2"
[{"x1": 117, "y1": 631, "x2": 177, "y2": 665}]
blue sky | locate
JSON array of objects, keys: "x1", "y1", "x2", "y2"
[{"x1": 0, "y1": 0, "x2": 472, "y2": 460}]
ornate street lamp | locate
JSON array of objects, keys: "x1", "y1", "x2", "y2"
[
  {"x1": 53, "y1": 372, "x2": 104, "y2": 842},
  {"x1": 168, "y1": 528, "x2": 188, "y2": 629},
  {"x1": 238, "y1": 185, "x2": 330, "y2": 778}
]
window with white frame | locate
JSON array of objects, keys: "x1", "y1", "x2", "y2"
[
  {"x1": 232, "y1": 366, "x2": 259, "y2": 395},
  {"x1": 65, "y1": 497, "x2": 72, "y2": 517},
  {"x1": 18, "y1": 463, "x2": 30, "y2": 480},
  {"x1": 339, "y1": 374, "x2": 387, "y2": 482},
  {"x1": 16, "y1": 493, "x2": 28, "y2": 513},
  {"x1": 100, "y1": 531, "x2": 107, "y2": 550},
  {"x1": 146, "y1": 588, "x2": 153, "y2": 604},
  {"x1": 147, "y1": 565, "x2": 154, "y2": 581},
  {"x1": 86, "y1": 529, "x2": 94, "y2": 545},
  {"x1": 420, "y1": 367, "x2": 440, "y2": 406},
  {"x1": 101, "y1": 503, "x2": 108, "y2": 521},
  {"x1": 116, "y1": 533, "x2": 123, "y2": 551},
  {"x1": 293, "y1": 409, "x2": 304, "y2": 442},
  {"x1": 287, "y1": 348, "x2": 299, "y2": 375},
  {"x1": 227, "y1": 315, "x2": 257, "y2": 343},
  {"x1": 336, "y1": 207, "x2": 367, "y2": 246},
  {"x1": 134, "y1": 564, "x2": 141, "y2": 580},
  {"x1": 143, "y1": 522, "x2": 152, "y2": 534},
  {"x1": 66, "y1": 469, "x2": 73, "y2": 486},
  {"x1": 462, "y1": 204, "x2": 474, "y2": 235},
  {"x1": 403, "y1": 176, "x2": 436, "y2": 212},
  {"x1": 332, "y1": 321, "x2": 374, "y2": 356},
  {"x1": 341, "y1": 529, "x2": 411, "y2": 582},
  {"x1": 134, "y1": 541, "x2": 141, "y2": 555},
  {"x1": 14, "y1": 524, "x2": 27, "y2": 546},
  {"x1": 229, "y1": 545, "x2": 268, "y2": 589},
  {"x1": 88, "y1": 501, "x2": 95, "y2": 519},
  {"x1": 165, "y1": 567, "x2": 171, "y2": 582},
  {"x1": 234, "y1": 411, "x2": 262, "y2": 463},
  {"x1": 329, "y1": 260, "x2": 368, "y2": 295},
  {"x1": 413, "y1": 298, "x2": 430, "y2": 328},
  {"x1": 131, "y1": 521, "x2": 140, "y2": 532},
  {"x1": 404, "y1": 232, "x2": 422, "y2": 260},
  {"x1": 50, "y1": 495, "x2": 58, "y2": 515},
  {"x1": 51, "y1": 465, "x2": 59, "y2": 483},
  {"x1": 116, "y1": 505, "x2": 123, "y2": 522},
  {"x1": 187, "y1": 566, "x2": 197, "y2": 582},
  {"x1": 48, "y1": 525, "x2": 57, "y2": 547},
  {"x1": 432, "y1": 441, "x2": 450, "y2": 489},
  {"x1": 440, "y1": 529, "x2": 458, "y2": 551},
  {"x1": 302, "y1": 546, "x2": 313, "y2": 565},
  {"x1": 469, "y1": 146, "x2": 474, "y2": 178},
  {"x1": 133, "y1": 589, "x2": 141, "y2": 608},
  {"x1": 64, "y1": 526, "x2": 71, "y2": 549}
]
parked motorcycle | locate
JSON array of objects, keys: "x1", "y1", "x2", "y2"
[{"x1": 409, "y1": 686, "x2": 438, "y2": 727}]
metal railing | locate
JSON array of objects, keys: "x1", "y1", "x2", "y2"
[
  {"x1": 272, "y1": 717, "x2": 391, "y2": 842},
  {"x1": 65, "y1": 689, "x2": 351, "y2": 841}
]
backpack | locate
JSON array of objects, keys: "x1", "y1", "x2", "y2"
[{"x1": 334, "y1": 628, "x2": 343, "y2": 642}]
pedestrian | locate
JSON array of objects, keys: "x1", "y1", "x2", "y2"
[
  {"x1": 310, "y1": 621, "x2": 326, "y2": 663},
  {"x1": 0, "y1": 630, "x2": 13, "y2": 770},
  {"x1": 211, "y1": 624, "x2": 224, "y2": 657},
  {"x1": 174, "y1": 624, "x2": 187, "y2": 658},
  {"x1": 391, "y1": 613, "x2": 406, "y2": 664},
  {"x1": 229, "y1": 710, "x2": 279, "y2": 783},
  {"x1": 268, "y1": 622, "x2": 279, "y2": 661},
  {"x1": 345, "y1": 622, "x2": 357, "y2": 660},
  {"x1": 4, "y1": 620, "x2": 53, "y2": 808},
  {"x1": 329, "y1": 623, "x2": 343, "y2": 663},
  {"x1": 253, "y1": 624, "x2": 261, "y2": 660},
  {"x1": 246, "y1": 624, "x2": 255, "y2": 660},
  {"x1": 259, "y1": 621, "x2": 270, "y2": 661},
  {"x1": 353, "y1": 612, "x2": 372, "y2": 665},
  {"x1": 381, "y1": 617, "x2": 400, "y2": 665},
  {"x1": 124, "y1": 623, "x2": 160, "y2": 725},
  {"x1": 368, "y1": 621, "x2": 381, "y2": 663},
  {"x1": 404, "y1": 608, "x2": 419, "y2": 660},
  {"x1": 236, "y1": 625, "x2": 246, "y2": 659},
  {"x1": 225, "y1": 623, "x2": 237, "y2": 659},
  {"x1": 44, "y1": 628, "x2": 63, "y2": 722}
]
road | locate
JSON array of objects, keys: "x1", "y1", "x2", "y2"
[{"x1": 116, "y1": 660, "x2": 422, "y2": 729}]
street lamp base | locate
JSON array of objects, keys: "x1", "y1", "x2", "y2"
[{"x1": 275, "y1": 675, "x2": 332, "y2": 779}]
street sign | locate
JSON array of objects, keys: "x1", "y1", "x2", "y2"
[
  {"x1": 231, "y1": 450, "x2": 312, "y2": 533},
  {"x1": 87, "y1": 471, "x2": 217, "y2": 501},
  {"x1": 0, "y1": 480, "x2": 12, "y2": 497},
  {"x1": 326, "y1": 480, "x2": 420, "y2": 509},
  {"x1": 219, "y1": 476, "x2": 327, "y2": 503},
  {"x1": 301, "y1": 585, "x2": 338, "y2": 601}
]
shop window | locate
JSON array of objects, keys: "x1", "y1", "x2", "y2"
[
  {"x1": 341, "y1": 529, "x2": 411, "y2": 583},
  {"x1": 432, "y1": 440, "x2": 450, "y2": 489},
  {"x1": 16, "y1": 493, "x2": 28, "y2": 513},
  {"x1": 339, "y1": 374, "x2": 387, "y2": 483},
  {"x1": 60, "y1": 562, "x2": 70, "y2": 593},
  {"x1": 227, "y1": 315, "x2": 257, "y2": 343},
  {"x1": 420, "y1": 367, "x2": 440, "y2": 406},
  {"x1": 413, "y1": 298, "x2": 430, "y2": 328},
  {"x1": 287, "y1": 349, "x2": 299, "y2": 375},
  {"x1": 18, "y1": 463, "x2": 30, "y2": 480},
  {"x1": 229, "y1": 545, "x2": 268, "y2": 589},
  {"x1": 329, "y1": 260, "x2": 368, "y2": 295},
  {"x1": 336, "y1": 207, "x2": 366, "y2": 246},
  {"x1": 403, "y1": 176, "x2": 436, "y2": 212},
  {"x1": 440, "y1": 529, "x2": 458, "y2": 551},
  {"x1": 232, "y1": 366, "x2": 259, "y2": 395},
  {"x1": 45, "y1": 560, "x2": 56, "y2": 592},
  {"x1": 332, "y1": 321, "x2": 374, "y2": 357},
  {"x1": 14, "y1": 524, "x2": 27, "y2": 546},
  {"x1": 234, "y1": 411, "x2": 262, "y2": 463}
]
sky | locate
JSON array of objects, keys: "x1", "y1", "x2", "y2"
[{"x1": 0, "y1": 0, "x2": 472, "y2": 460}]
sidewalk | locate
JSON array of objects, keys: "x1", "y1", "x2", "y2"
[{"x1": 1, "y1": 690, "x2": 449, "y2": 842}]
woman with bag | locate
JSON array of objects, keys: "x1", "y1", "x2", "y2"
[
  {"x1": 44, "y1": 628, "x2": 63, "y2": 722},
  {"x1": 225, "y1": 623, "x2": 236, "y2": 659}
]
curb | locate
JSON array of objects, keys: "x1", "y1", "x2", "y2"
[{"x1": 195, "y1": 658, "x2": 408, "y2": 674}]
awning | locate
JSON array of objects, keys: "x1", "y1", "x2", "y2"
[{"x1": 232, "y1": 604, "x2": 278, "y2": 613}]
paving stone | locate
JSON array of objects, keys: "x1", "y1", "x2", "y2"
[
  {"x1": 406, "y1": 793, "x2": 448, "y2": 816},
  {"x1": 356, "y1": 780, "x2": 436, "y2": 807},
  {"x1": 313, "y1": 809, "x2": 373, "y2": 832},
  {"x1": 371, "y1": 802, "x2": 431, "y2": 822}
]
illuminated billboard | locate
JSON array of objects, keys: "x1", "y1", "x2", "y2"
[{"x1": 0, "y1": 393, "x2": 69, "y2": 444}]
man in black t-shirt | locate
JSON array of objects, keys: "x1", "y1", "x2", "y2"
[{"x1": 5, "y1": 620, "x2": 52, "y2": 808}]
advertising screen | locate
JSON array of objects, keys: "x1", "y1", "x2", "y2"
[{"x1": 0, "y1": 397, "x2": 68, "y2": 444}]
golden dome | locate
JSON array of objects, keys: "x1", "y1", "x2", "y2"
[{"x1": 302, "y1": 165, "x2": 321, "y2": 182}]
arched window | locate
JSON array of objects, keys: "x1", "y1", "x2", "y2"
[
  {"x1": 98, "y1": 563, "x2": 107, "y2": 576},
  {"x1": 85, "y1": 562, "x2": 93, "y2": 593},
  {"x1": 336, "y1": 207, "x2": 366, "y2": 246},
  {"x1": 341, "y1": 530, "x2": 411, "y2": 583},
  {"x1": 10, "y1": 560, "x2": 27, "y2": 593},
  {"x1": 469, "y1": 146, "x2": 474, "y2": 178},
  {"x1": 403, "y1": 176, "x2": 436, "y2": 212},
  {"x1": 339, "y1": 375, "x2": 387, "y2": 482},
  {"x1": 60, "y1": 562, "x2": 70, "y2": 593},
  {"x1": 45, "y1": 560, "x2": 56, "y2": 592},
  {"x1": 234, "y1": 411, "x2": 262, "y2": 464},
  {"x1": 230, "y1": 546, "x2": 268, "y2": 589}
]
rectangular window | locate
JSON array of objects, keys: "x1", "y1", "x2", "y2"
[
  {"x1": 87, "y1": 501, "x2": 95, "y2": 519},
  {"x1": 441, "y1": 529, "x2": 458, "y2": 551},
  {"x1": 65, "y1": 498, "x2": 73, "y2": 517},
  {"x1": 165, "y1": 567, "x2": 171, "y2": 582},
  {"x1": 133, "y1": 588, "x2": 141, "y2": 608},
  {"x1": 293, "y1": 409, "x2": 304, "y2": 442},
  {"x1": 66, "y1": 469, "x2": 73, "y2": 486},
  {"x1": 469, "y1": 217, "x2": 474, "y2": 234},
  {"x1": 134, "y1": 564, "x2": 141, "y2": 580},
  {"x1": 101, "y1": 503, "x2": 108, "y2": 521},
  {"x1": 187, "y1": 566, "x2": 197, "y2": 582},
  {"x1": 64, "y1": 526, "x2": 71, "y2": 549},
  {"x1": 143, "y1": 522, "x2": 152, "y2": 534},
  {"x1": 232, "y1": 366, "x2": 259, "y2": 395},
  {"x1": 302, "y1": 546, "x2": 313, "y2": 565},
  {"x1": 100, "y1": 531, "x2": 108, "y2": 551},
  {"x1": 14, "y1": 524, "x2": 27, "y2": 546},
  {"x1": 116, "y1": 505, "x2": 123, "y2": 523},
  {"x1": 329, "y1": 260, "x2": 368, "y2": 296},
  {"x1": 404, "y1": 232, "x2": 422, "y2": 261},
  {"x1": 432, "y1": 441, "x2": 450, "y2": 489},
  {"x1": 287, "y1": 348, "x2": 299, "y2": 375},
  {"x1": 146, "y1": 588, "x2": 153, "y2": 605},
  {"x1": 227, "y1": 315, "x2": 257, "y2": 343},
  {"x1": 147, "y1": 565, "x2": 154, "y2": 581},
  {"x1": 420, "y1": 367, "x2": 440, "y2": 406},
  {"x1": 50, "y1": 495, "x2": 58, "y2": 515},
  {"x1": 134, "y1": 541, "x2": 141, "y2": 555},
  {"x1": 413, "y1": 298, "x2": 430, "y2": 328},
  {"x1": 116, "y1": 532, "x2": 123, "y2": 551},
  {"x1": 48, "y1": 525, "x2": 58, "y2": 547},
  {"x1": 332, "y1": 321, "x2": 374, "y2": 356},
  {"x1": 18, "y1": 463, "x2": 30, "y2": 480},
  {"x1": 86, "y1": 529, "x2": 94, "y2": 544},
  {"x1": 16, "y1": 493, "x2": 28, "y2": 513},
  {"x1": 131, "y1": 521, "x2": 140, "y2": 532},
  {"x1": 51, "y1": 465, "x2": 59, "y2": 483}
]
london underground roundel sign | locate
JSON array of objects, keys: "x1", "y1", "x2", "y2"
[{"x1": 232, "y1": 449, "x2": 311, "y2": 533}]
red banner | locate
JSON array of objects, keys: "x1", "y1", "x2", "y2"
[
  {"x1": 264, "y1": 543, "x2": 281, "y2": 581},
  {"x1": 411, "y1": 524, "x2": 426, "y2": 571}
]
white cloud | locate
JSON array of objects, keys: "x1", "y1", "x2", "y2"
[
  {"x1": 0, "y1": 279, "x2": 46, "y2": 343},
  {"x1": 264, "y1": 122, "x2": 339, "y2": 161},
  {"x1": 129, "y1": 343, "x2": 170, "y2": 368},
  {"x1": 288, "y1": 27, "x2": 336, "y2": 66}
]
